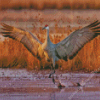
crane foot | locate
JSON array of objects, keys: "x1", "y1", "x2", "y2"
[
  {"x1": 49, "y1": 74, "x2": 52, "y2": 78},
  {"x1": 48, "y1": 70, "x2": 55, "y2": 78},
  {"x1": 52, "y1": 77, "x2": 55, "y2": 84}
]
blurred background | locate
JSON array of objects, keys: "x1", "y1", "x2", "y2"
[
  {"x1": 0, "y1": 0, "x2": 100, "y2": 10},
  {"x1": 0, "y1": 0, "x2": 100, "y2": 72}
]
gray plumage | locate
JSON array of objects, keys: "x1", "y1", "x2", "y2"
[{"x1": 1, "y1": 20, "x2": 100, "y2": 78}]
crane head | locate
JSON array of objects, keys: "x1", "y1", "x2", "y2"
[{"x1": 42, "y1": 25, "x2": 49, "y2": 30}]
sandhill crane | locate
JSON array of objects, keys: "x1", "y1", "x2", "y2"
[{"x1": 0, "y1": 20, "x2": 100, "y2": 82}]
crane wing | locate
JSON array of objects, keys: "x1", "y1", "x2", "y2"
[
  {"x1": 0, "y1": 23, "x2": 43, "y2": 60},
  {"x1": 55, "y1": 20, "x2": 100, "y2": 61}
]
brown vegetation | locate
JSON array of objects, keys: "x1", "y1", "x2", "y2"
[
  {"x1": 0, "y1": 0, "x2": 100, "y2": 10},
  {"x1": 0, "y1": 25, "x2": 100, "y2": 72}
]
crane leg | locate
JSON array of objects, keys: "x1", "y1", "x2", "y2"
[
  {"x1": 49, "y1": 58, "x2": 55, "y2": 84},
  {"x1": 49, "y1": 68, "x2": 55, "y2": 78}
]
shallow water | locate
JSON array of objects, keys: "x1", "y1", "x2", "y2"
[
  {"x1": 0, "y1": 68, "x2": 100, "y2": 100},
  {"x1": 0, "y1": 92, "x2": 100, "y2": 100}
]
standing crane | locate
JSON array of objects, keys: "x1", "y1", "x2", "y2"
[{"x1": 0, "y1": 20, "x2": 100, "y2": 82}]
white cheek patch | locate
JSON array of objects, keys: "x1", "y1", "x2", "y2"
[{"x1": 46, "y1": 26, "x2": 49, "y2": 30}]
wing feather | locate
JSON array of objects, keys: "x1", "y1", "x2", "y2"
[
  {"x1": 55, "y1": 20, "x2": 100, "y2": 61},
  {"x1": 0, "y1": 23, "x2": 43, "y2": 60}
]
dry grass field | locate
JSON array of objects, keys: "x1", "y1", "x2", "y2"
[
  {"x1": 0, "y1": 29, "x2": 100, "y2": 72},
  {"x1": 0, "y1": 0, "x2": 100, "y2": 10}
]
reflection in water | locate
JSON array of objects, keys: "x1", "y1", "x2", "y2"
[
  {"x1": 0, "y1": 69, "x2": 100, "y2": 100},
  {"x1": 50, "y1": 91, "x2": 56, "y2": 100}
]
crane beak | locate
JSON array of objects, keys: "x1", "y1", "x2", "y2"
[{"x1": 42, "y1": 27, "x2": 46, "y2": 30}]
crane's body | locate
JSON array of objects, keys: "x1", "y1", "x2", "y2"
[
  {"x1": 42, "y1": 28, "x2": 56, "y2": 60},
  {"x1": 1, "y1": 20, "x2": 100, "y2": 81},
  {"x1": 41, "y1": 26, "x2": 59, "y2": 77}
]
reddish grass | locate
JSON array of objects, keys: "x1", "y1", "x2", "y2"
[
  {"x1": 0, "y1": 25, "x2": 100, "y2": 72},
  {"x1": 0, "y1": 0, "x2": 100, "y2": 10}
]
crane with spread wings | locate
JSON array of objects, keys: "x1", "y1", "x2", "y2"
[{"x1": 0, "y1": 20, "x2": 100, "y2": 82}]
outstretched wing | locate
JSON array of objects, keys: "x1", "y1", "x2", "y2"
[
  {"x1": 0, "y1": 23, "x2": 43, "y2": 60},
  {"x1": 55, "y1": 20, "x2": 100, "y2": 61}
]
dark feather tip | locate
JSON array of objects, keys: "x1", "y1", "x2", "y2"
[{"x1": 58, "y1": 83, "x2": 65, "y2": 89}]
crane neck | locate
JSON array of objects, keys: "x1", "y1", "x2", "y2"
[
  {"x1": 47, "y1": 29, "x2": 49, "y2": 38},
  {"x1": 46, "y1": 28, "x2": 51, "y2": 44}
]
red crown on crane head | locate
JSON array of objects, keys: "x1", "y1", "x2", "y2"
[{"x1": 45, "y1": 25, "x2": 48, "y2": 27}]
